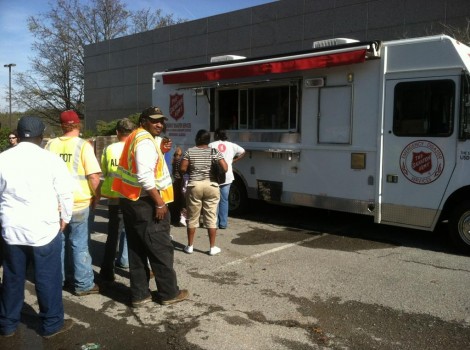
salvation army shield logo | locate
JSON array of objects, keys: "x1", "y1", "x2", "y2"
[
  {"x1": 412, "y1": 151, "x2": 432, "y2": 174},
  {"x1": 169, "y1": 93, "x2": 184, "y2": 120},
  {"x1": 400, "y1": 140, "x2": 444, "y2": 184}
]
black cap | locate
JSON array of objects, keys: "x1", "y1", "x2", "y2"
[
  {"x1": 17, "y1": 116, "x2": 45, "y2": 138},
  {"x1": 140, "y1": 106, "x2": 168, "y2": 121}
]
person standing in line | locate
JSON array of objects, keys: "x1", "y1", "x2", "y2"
[
  {"x1": 99, "y1": 118, "x2": 135, "y2": 282},
  {"x1": 209, "y1": 129, "x2": 245, "y2": 229},
  {"x1": 0, "y1": 116, "x2": 74, "y2": 338},
  {"x1": 6, "y1": 131, "x2": 18, "y2": 149},
  {"x1": 180, "y1": 129, "x2": 228, "y2": 256},
  {"x1": 169, "y1": 146, "x2": 188, "y2": 227},
  {"x1": 112, "y1": 106, "x2": 188, "y2": 307},
  {"x1": 45, "y1": 110, "x2": 102, "y2": 296}
]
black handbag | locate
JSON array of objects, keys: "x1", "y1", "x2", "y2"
[{"x1": 211, "y1": 148, "x2": 226, "y2": 184}]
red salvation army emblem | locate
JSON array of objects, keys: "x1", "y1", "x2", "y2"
[
  {"x1": 169, "y1": 93, "x2": 184, "y2": 120},
  {"x1": 399, "y1": 140, "x2": 444, "y2": 185},
  {"x1": 411, "y1": 151, "x2": 432, "y2": 174}
]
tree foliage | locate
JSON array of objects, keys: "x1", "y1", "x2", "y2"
[
  {"x1": 13, "y1": 0, "x2": 185, "y2": 129},
  {"x1": 441, "y1": 18, "x2": 470, "y2": 45},
  {"x1": 96, "y1": 112, "x2": 139, "y2": 136}
]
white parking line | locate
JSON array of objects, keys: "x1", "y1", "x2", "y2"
[{"x1": 216, "y1": 233, "x2": 327, "y2": 270}]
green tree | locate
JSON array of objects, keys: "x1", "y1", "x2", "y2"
[{"x1": 96, "y1": 112, "x2": 139, "y2": 136}]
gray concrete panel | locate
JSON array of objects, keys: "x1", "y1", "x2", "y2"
[
  {"x1": 138, "y1": 42, "x2": 171, "y2": 65},
  {"x1": 402, "y1": 21, "x2": 444, "y2": 38},
  {"x1": 251, "y1": 21, "x2": 278, "y2": 47},
  {"x1": 207, "y1": 27, "x2": 252, "y2": 56},
  {"x1": 84, "y1": 41, "x2": 109, "y2": 58},
  {"x1": 446, "y1": 0, "x2": 470, "y2": 20},
  {"x1": 304, "y1": 10, "x2": 336, "y2": 39},
  {"x1": 368, "y1": 0, "x2": 406, "y2": 30},
  {"x1": 336, "y1": 0, "x2": 370, "y2": 6},
  {"x1": 251, "y1": 41, "x2": 304, "y2": 57},
  {"x1": 169, "y1": 36, "x2": 208, "y2": 61},
  {"x1": 85, "y1": 55, "x2": 109, "y2": 73},
  {"x1": 304, "y1": 0, "x2": 335, "y2": 13},
  {"x1": 276, "y1": 16, "x2": 305, "y2": 43},
  {"x1": 138, "y1": 83, "x2": 153, "y2": 110},
  {"x1": 169, "y1": 18, "x2": 208, "y2": 40},
  {"x1": 334, "y1": 3, "x2": 368, "y2": 35},
  {"x1": 276, "y1": 0, "x2": 305, "y2": 18},
  {"x1": 366, "y1": 26, "x2": 408, "y2": 41},
  {"x1": 207, "y1": 10, "x2": 252, "y2": 32},
  {"x1": 108, "y1": 48, "x2": 139, "y2": 70},
  {"x1": 404, "y1": 0, "x2": 445, "y2": 23},
  {"x1": 252, "y1": 2, "x2": 279, "y2": 23}
]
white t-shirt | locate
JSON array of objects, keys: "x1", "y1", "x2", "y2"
[
  {"x1": 209, "y1": 140, "x2": 245, "y2": 185},
  {"x1": 0, "y1": 142, "x2": 74, "y2": 246}
]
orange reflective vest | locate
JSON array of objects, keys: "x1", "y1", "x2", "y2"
[{"x1": 112, "y1": 128, "x2": 173, "y2": 203}]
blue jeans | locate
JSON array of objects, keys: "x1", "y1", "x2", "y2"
[
  {"x1": 0, "y1": 233, "x2": 64, "y2": 336},
  {"x1": 217, "y1": 184, "x2": 231, "y2": 228},
  {"x1": 101, "y1": 205, "x2": 128, "y2": 275},
  {"x1": 62, "y1": 206, "x2": 95, "y2": 293},
  {"x1": 117, "y1": 228, "x2": 129, "y2": 267}
]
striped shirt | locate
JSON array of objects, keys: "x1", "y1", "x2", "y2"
[{"x1": 183, "y1": 146, "x2": 224, "y2": 182}]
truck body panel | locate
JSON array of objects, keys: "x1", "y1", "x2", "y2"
[{"x1": 152, "y1": 35, "x2": 470, "y2": 251}]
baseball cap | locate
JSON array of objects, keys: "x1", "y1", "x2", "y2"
[
  {"x1": 60, "y1": 110, "x2": 80, "y2": 124},
  {"x1": 141, "y1": 106, "x2": 168, "y2": 121},
  {"x1": 17, "y1": 116, "x2": 45, "y2": 138}
]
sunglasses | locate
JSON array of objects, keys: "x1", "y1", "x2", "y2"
[{"x1": 146, "y1": 117, "x2": 165, "y2": 124}]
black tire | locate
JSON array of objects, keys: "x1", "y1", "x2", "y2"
[
  {"x1": 448, "y1": 201, "x2": 470, "y2": 255},
  {"x1": 228, "y1": 177, "x2": 248, "y2": 216}
]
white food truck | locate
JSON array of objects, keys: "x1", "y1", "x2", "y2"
[{"x1": 152, "y1": 35, "x2": 470, "y2": 253}]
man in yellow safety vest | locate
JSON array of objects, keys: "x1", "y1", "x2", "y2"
[
  {"x1": 99, "y1": 118, "x2": 135, "y2": 282},
  {"x1": 112, "y1": 106, "x2": 188, "y2": 307},
  {"x1": 45, "y1": 110, "x2": 102, "y2": 296}
]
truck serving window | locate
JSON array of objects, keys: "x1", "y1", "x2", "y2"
[
  {"x1": 216, "y1": 82, "x2": 299, "y2": 131},
  {"x1": 393, "y1": 80, "x2": 454, "y2": 137}
]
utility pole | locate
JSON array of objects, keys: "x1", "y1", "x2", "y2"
[{"x1": 4, "y1": 63, "x2": 16, "y2": 128}]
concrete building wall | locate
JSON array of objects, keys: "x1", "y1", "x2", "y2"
[{"x1": 84, "y1": 0, "x2": 470, "y2": 129}]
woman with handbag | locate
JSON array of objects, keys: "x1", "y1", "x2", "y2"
[{"x1": 180, "y1": 129, "x2": 228, "y2": 256}]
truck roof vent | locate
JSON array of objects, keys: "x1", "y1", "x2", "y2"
[
  {"x1": 210, "y1": 55, "x2": 246, "y2": 63},
  {"x1": 313, "y1": 38, "x2": 359, "y2": 49}
]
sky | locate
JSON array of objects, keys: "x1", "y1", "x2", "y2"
[{"x1": 0, "y1": 0, "x2": 276, "y2": 112}]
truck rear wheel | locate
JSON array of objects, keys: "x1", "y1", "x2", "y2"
[
  {"x1": 228, "y1": 177, "x2": 248, "y2": 216},
  {"x1": 448, "y1": 201, "x2": 470, "y2": 255}
]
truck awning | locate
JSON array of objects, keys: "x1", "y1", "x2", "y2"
[{"x1": 162, "y1": 45, "x2": 373, "y2": 85}]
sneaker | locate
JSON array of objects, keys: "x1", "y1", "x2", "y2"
[
  {"x1": 218, "y1": 226, "x2": 227, "y2": 229},
  {"x1": 179, "y1": 216, "x2": 187, "y2": 227},
  {"x1": 183, "y1": 245, "x2": 193, "y2": 254},
  {"x1": 131, "y1": 295, "x2": 153, "y2": 308},
  {"x1": 115, "y1": 263, "x2": 129, "y2": 270},
  {"x1": 0, "y1": 330, "x2": 15, "y2": 337},
  {"x1": 159, "y1": 289, "x2": 189, "y2": 305},
  {"x1": 43, "y1": 319, "x2": 74, "y2": 339},
  {"x1": 74, "y1": 284, "x2": 100, "y2": 296},
  {"x1": 209, "y1": 246, "x2": 221, "y2": 256}
]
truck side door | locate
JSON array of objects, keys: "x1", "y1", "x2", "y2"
[{"x1": 380, "y1": 76, "x2": 458, "y2": 229}]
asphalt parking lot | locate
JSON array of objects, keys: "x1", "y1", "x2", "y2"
[{"x1": 1, "y1": 200, "x2": 469, "y2": 349}]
